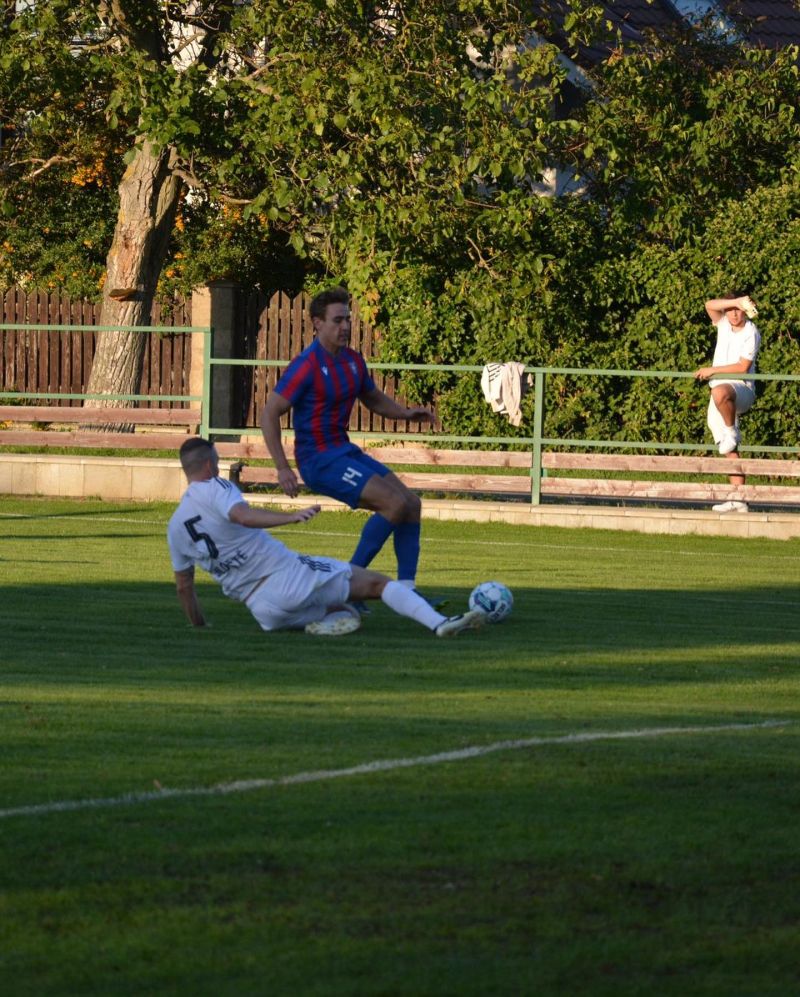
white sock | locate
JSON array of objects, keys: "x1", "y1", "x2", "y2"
[
  {"x1": 381, "y1": 580, "x2": 445, "y2": 631},
  {"x1": 398, "y1": 578, "x2": 415, "y2": 589}
]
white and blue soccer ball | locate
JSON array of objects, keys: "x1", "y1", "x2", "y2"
[{"x1": 469, "y1": 581, "x2": 513, "y2": 623}]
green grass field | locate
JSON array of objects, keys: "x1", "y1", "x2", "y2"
[{"x1": 2, "y1": 496, "x2": 800, "y2": 996}]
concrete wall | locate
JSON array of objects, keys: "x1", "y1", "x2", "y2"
[
  {"x1": 0, "y1": 454, "x2": 190, "y2": 503},
  {"x1": 2, "y1": 453, "x2": 800, "y2": 540}
]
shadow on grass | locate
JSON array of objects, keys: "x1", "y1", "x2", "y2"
[
  {"x1": 0, "y1": 503, "x2": 156, "y2": 521},
  {"x1": 2, "y1": 581, "x2": 799, "y2": 683}
]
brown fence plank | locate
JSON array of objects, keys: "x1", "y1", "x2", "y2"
[
  {"x1": 0, "y1": 405, "x2": 200, "y2": 426},
  {"x1": 367, "y1": 446, "x2": 532, "y2": 467},
  {"x1": 543, "y1": 453, "x2": 800, "y2": 478},
  {"x1": 540, "y1": 477, "x2": 800, "y2": 504},
  {"x1": 231, "y1": 463, "x2": 800, "y2": 504},
  {"x1": 233, "y1": 464, "x2": 530, "y2": 496},
  {"x1": 14, "y1": 290, "x2": 26, "y2": 390},
  {"x1": 257, "y1": 291, "x2": 272, "y2": 419},
  {"x1": 1, "y1": 289, "x2": 15, "y2": 388},
  {"x1": 0, "y1": 430, "x2": 197, "y2": 449}
]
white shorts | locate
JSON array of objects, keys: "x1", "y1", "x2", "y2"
[
  {"x1": 245, "y1": 553, "x2": 352, "y2": 631},
  {"x1": 707, "y1": 384, "x2": 755, "y2": 444}
]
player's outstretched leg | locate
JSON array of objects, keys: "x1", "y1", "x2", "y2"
[
  {"x1": 348, "y1": 567, "x2": 484, "y2": 637},
  {"x1": 432, "y1": 610, "x2": 486, "y2": 638}
]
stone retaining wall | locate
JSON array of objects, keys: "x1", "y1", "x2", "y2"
[{"x1": 2, "y1": 454, "x2": 799, "y2": 540}]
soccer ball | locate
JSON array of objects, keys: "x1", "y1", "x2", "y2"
[{"x1": 469, "y1": 581, "x2": 513, "y2": 623}]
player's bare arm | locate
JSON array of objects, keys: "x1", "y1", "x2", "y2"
[
  {"x1": 260, "y1": 391, "x2": 300, "y2": 497},
  {"x1": 174, "y1": 566, "x2": 207, "y2": 628},
  {"x1": 229, "y1": 502, "x2": 320, "y2": 529},
  {"x1": 359, "y1": 386, "x2": 435, "y2": 423},
  {"x1": 705, "y1": 295, "x2": 757, "y2": 323},
  {"x1": 694, "y1": 357, "x2": 754, "y2": 381}
]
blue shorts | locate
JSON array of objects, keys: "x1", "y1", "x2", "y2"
[{"x1": 300, "y1": 444, "x2": 389, "y2": 509}]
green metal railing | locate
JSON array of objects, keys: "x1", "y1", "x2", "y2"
[
  {"x1": 3, "y1": 323, "x2": 798, "y2": 506},
  {"x1": 208, "y1": 356, "x2": 800, "y2": 506},
  {"x1": 0, "y1": 323, "x2": 213, "y2": 436}
]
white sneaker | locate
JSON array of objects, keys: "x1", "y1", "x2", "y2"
[
  {"x1": 718, "y1": 428, "x2": 740, "y2": 455},
  {"x1": 711, "y1": 500, "x2": 749, "y2": 513},
  {"x1": 435, "y1": 608, "x2": 486, "y2": 638},
  {"x1": 305, "y1": 606, "x2": 362, "y2": 636}
]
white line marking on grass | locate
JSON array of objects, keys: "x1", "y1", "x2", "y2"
[
  {"x1": 0, "y1": 720, "x2": 790, "y2": 821},
  {"x1": 294, "y1": 532, "x2": 800, "y2": 562},
  {"x1": 4, "y1": 513, "x2": 800, "y2": 561}
]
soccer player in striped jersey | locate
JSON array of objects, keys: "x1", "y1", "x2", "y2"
[
  {"x1": 167, "y1": 438, "x2": 484, "y2": 637},
  {"x1": 260, "y1": 287, "x2": 436, "y2": 599}
]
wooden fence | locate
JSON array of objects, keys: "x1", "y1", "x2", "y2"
[
  {"x1": 1, "y1": 286, "x2": 418, "y2": 433},
  {"x1": 0, "y1": 288, "x2": 194, "y2": 406},
  {"x1": 231, "y1": 287, "x2": 413, "y2": 433}
]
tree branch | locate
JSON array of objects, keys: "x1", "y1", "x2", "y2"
[
  {"x1": 9, "y1": 155, "x2": 77, "y2": 180},
  {"x1": 466, "y1": 236, "x2": 503, "y2": 279}
]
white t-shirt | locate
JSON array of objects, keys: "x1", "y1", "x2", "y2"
[
  {"x1": 711, "y1": 316, "x2": 761, "y2": 390},
  {"x1": 167, "y1": 477, "x2": 297, "y2": 601}
]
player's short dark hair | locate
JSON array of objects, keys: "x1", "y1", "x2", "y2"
[
  {"x1": 723, "y1": 289, "x2": 748, "y2": 300},
  {"x1": 179, "y1": 436, "x2": 214, "y2": 473},
  {"x1": 309, "y1": 286, "x2": 349, "y2": 321}
]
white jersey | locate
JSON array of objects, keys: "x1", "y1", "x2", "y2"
[
  {"x1": 711, "y1": 317, "x2": 760, "y2": 390},
  {"x1": 167, "y1": 477, "x2": 297, "y2": 601}
]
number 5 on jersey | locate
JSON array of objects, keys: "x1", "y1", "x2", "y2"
[{"x1": 184, "y1": 515, "x2": 219, "y2": 558}]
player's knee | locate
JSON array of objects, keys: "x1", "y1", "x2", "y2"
[
  {"x1": 367, "y1": 574, "x2": 389, "y2": 599},
  {"x1": 404, "y1": 490, "x2": 422, "y2": 520},
  {"x1": 382, "y1": 486, "x2": 420, "y2": 522},
  {"x1": 349, "y1": 566, "x2": 389, "y2": 601},
  {"x1": 376, "y1": 489, "x2": 408, "y2": 523}
]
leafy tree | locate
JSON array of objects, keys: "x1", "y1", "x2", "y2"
[
  {"x1": 368, "y1": 29, "x2": 800, "y2": 448},
  {"x1": 0, "y1": 1, "x2": 569, "y2": 420},
  {"x1": 571, "y1": 33, "x2": 800, "y2": 243}
]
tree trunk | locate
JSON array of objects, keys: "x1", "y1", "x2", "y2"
[{"x1": 84, "y1": 139, "x2": 182, "y2": 431}]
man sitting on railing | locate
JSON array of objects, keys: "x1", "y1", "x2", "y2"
[{"x1": 694, "y1": 291, "x2": 761, "y2": 514}]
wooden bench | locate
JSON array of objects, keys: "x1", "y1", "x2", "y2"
[
  {"x1": 0, "y1": 405, "x2": 201, "y2": 450},
  {"x1": 219, "y1": 440, "x2": 800, "y2": 509}
]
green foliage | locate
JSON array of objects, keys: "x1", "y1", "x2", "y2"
[
  {"x1": 360, "y1": 33, "x2": 800, "y2": 449},
  {"x1": 0, "y1": 2, "x2": 121, "y2": 296},
  {"x1": 0, "y1": 1, "x2": 566, "y2": 300},
  {"x1": 1, "y1": 2, "x2": 799, "y2": 449},
  {"x1": 571, "y1": 39, "x2": 800, "y2": 240},
  {"x1": 595, "y1": 180, "x2": 800, "y2": 446}
]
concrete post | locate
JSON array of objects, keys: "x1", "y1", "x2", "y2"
[{"x1": 191, "y1": 281, "x2": 239, "y2": 434}]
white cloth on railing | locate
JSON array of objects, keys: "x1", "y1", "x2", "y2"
[{"x1": 480, "y1": 362, "x2": 530, "y2": 427}]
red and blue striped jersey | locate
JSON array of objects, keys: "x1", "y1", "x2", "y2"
[{"x1": 274, "y1": 340, "x2": 376, "y2": 466}]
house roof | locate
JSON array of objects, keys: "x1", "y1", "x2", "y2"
[
  {"x1": 731, "y1": 0, "x2": 800, "y2": 48},
  {"x1": 545, "y1": 0, "x2": 800, "y2": 70}
]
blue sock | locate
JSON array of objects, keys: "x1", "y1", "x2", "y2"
[
  {"x1": 393, "y1": 522, "x2": 421, "y2": 584},
  {"x1": 351, "y1": 513, "x2": 395, "y2": 568}
]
